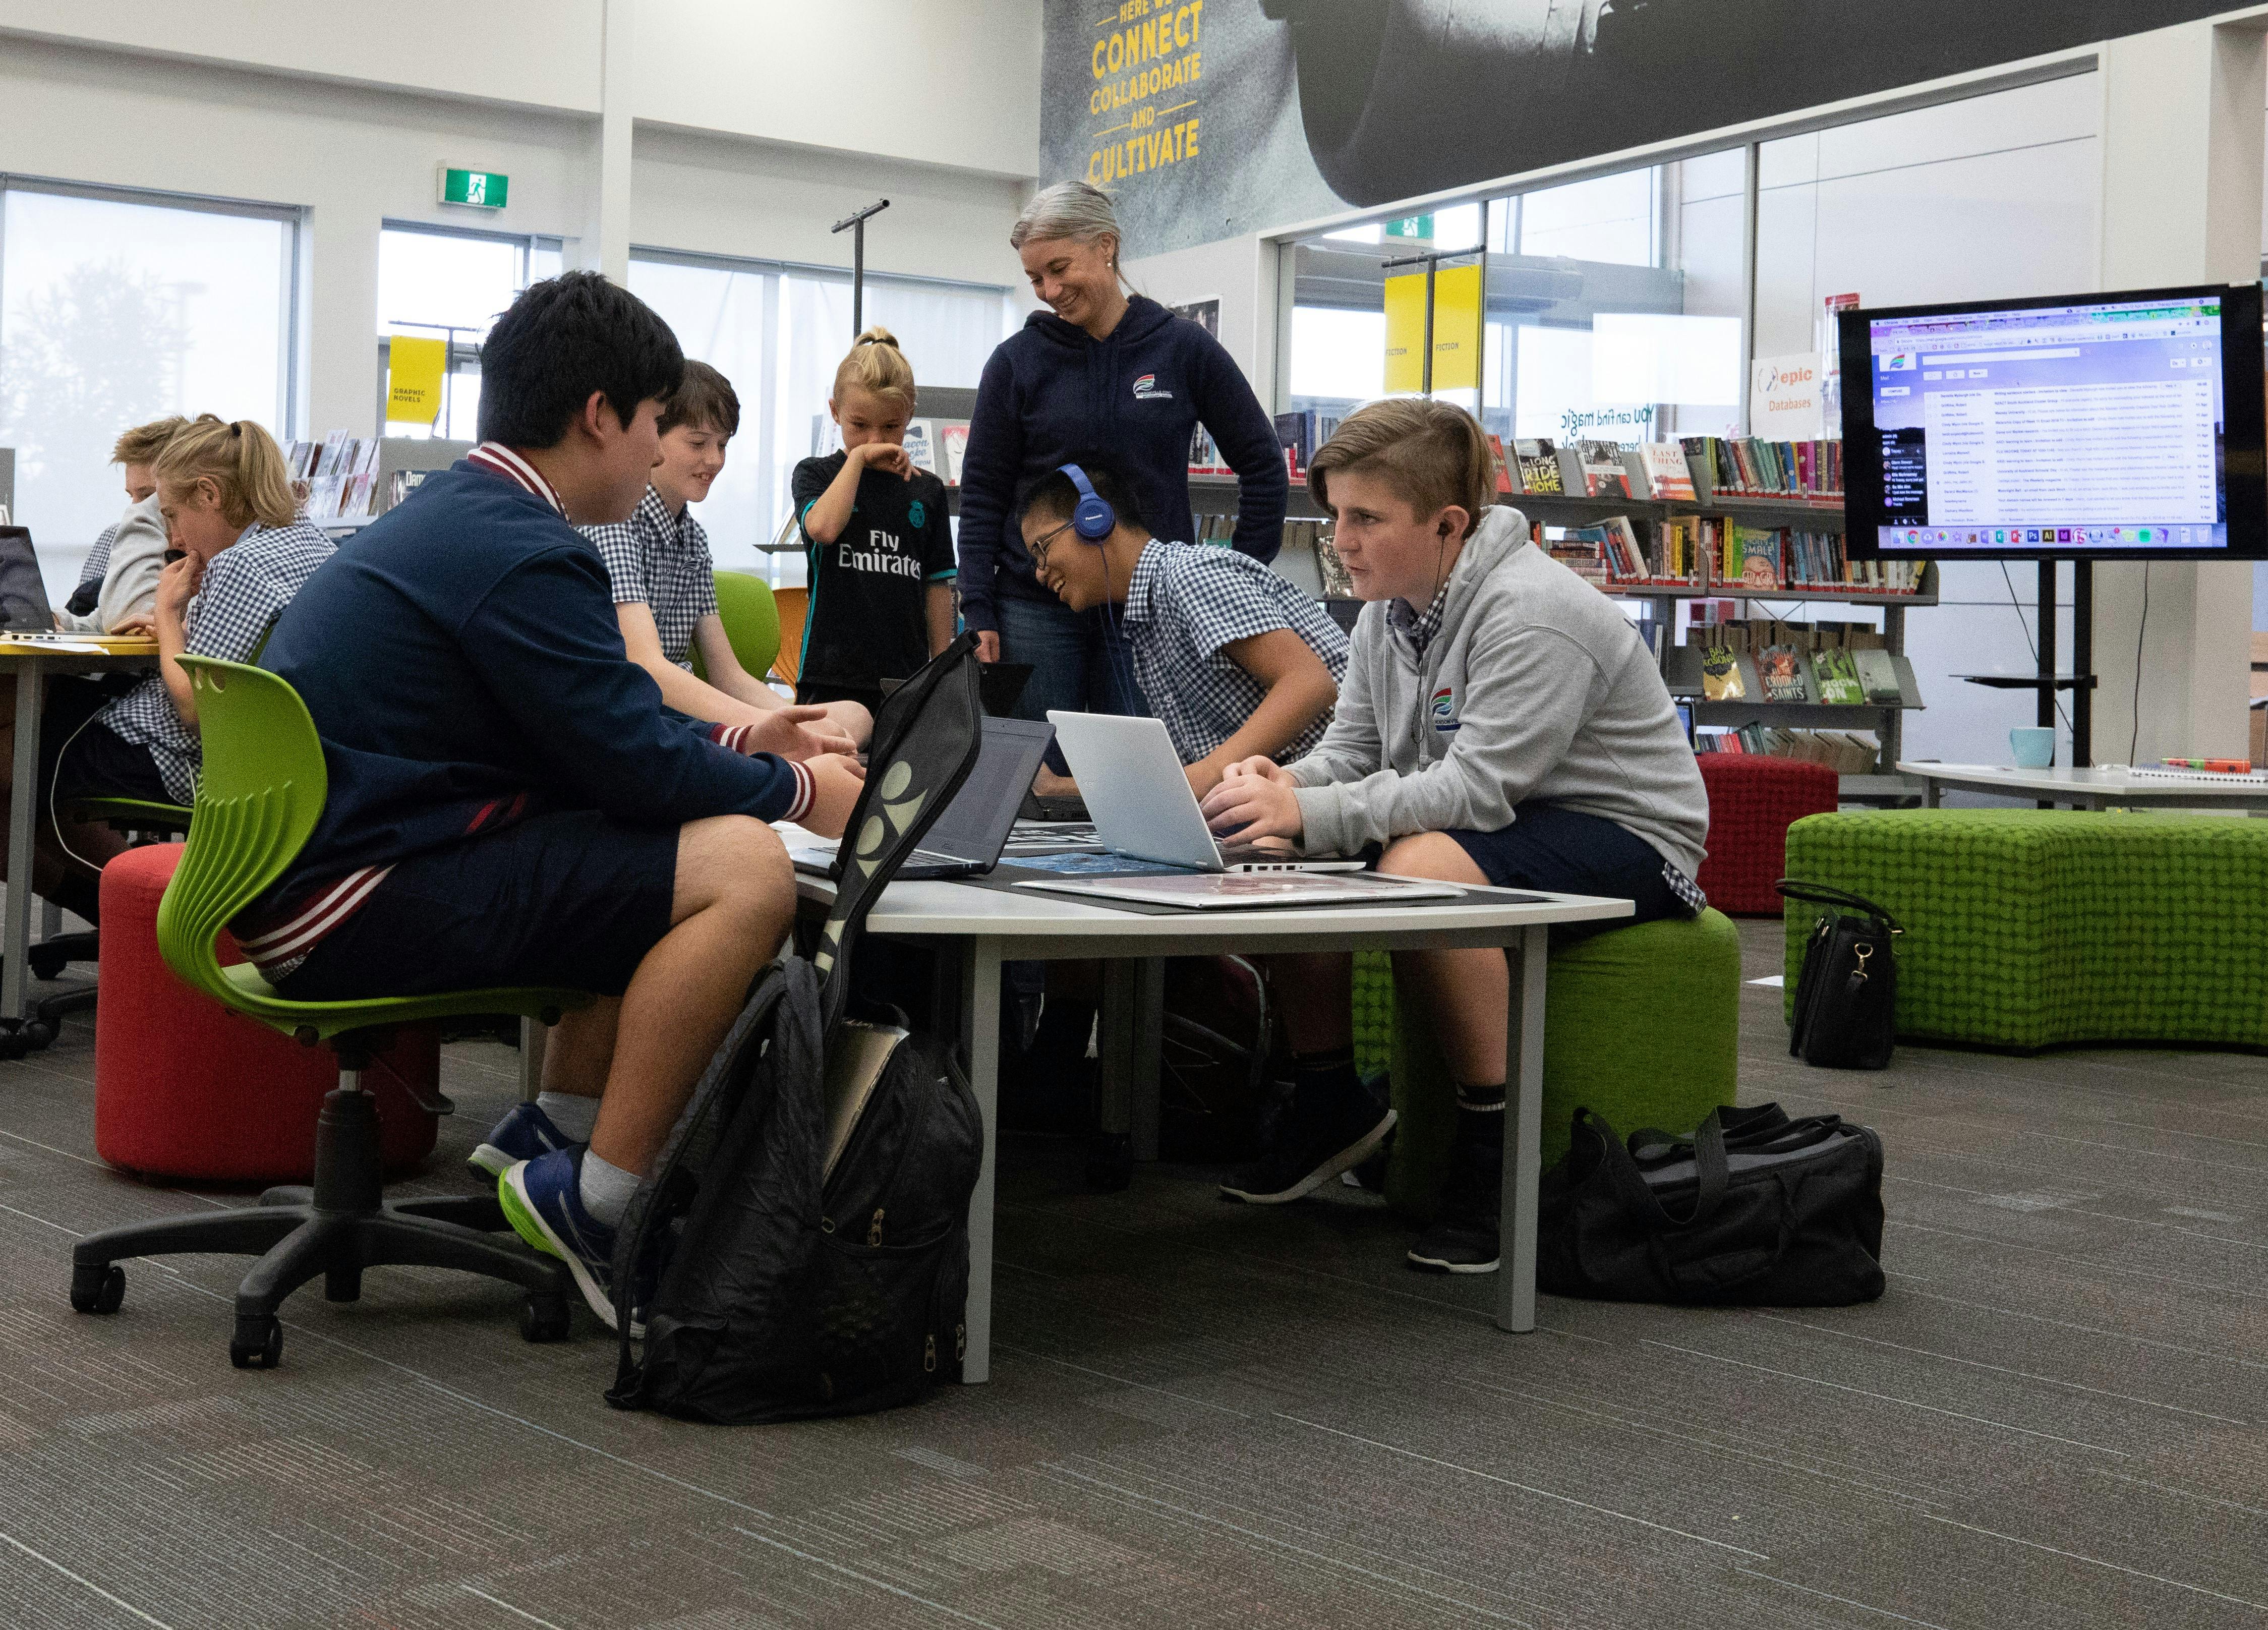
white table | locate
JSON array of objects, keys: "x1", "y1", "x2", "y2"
[
  {"x1": 1897, "y1": 760, "x2": 2268, "y2": 812},
  {"x1": 784, "y1": 842, "x2": 1631, "y2": 1382}
]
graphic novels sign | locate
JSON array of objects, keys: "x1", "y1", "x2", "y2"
[{"x1": 1042, "y1": 1, "x2": 2248, "y2": 256}]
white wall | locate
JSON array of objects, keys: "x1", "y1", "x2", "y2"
[
  {"x1": 0, "y1": 1, "x2": 604, "y2": 111},
  {"x1": 1121, "y1": 232, "x2": 1277, "y2": 387},
  {"x1": 634, "y1": 1, "x2": 1041, "y2": 180}
]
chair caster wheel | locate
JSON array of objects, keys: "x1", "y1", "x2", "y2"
[
  {"x1": 1084, "y1": 1132, "x2": 1132, "y2": 1193},
  {"x1": 521, "y1": 1295, "x2": 572, "y2": 1343},
  {"x1": 28, "y1": 947, "x2": 68, "y2": 981},
  {"x1": 229, "y1": 1314, "x2": 283, "y2": 1369},
  {"x1": 70, "y1": 1262, "x2": 124, "y2": 1314},
  {"x1": 19, "y1": 1020, "x2": 52, "y2": 1050}
]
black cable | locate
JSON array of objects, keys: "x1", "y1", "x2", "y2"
[
  {"x1": 2129, "y1": 563, "x2": 2149, "y2": 766},
  {"x1": 1998, "y1": 560, "x2": 2072, "y2": 735}
]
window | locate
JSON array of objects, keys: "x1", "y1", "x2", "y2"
[
  {"x1": 1282, "y1": 155, "x2": 1744, "y2": 456},
  {"x1": 0, "y1": 179, "x2": 297, "y2": 589},
  {"x1": 376, "y1": 224, "x2": 563, "y2": 442},
  {"x1": 630, "y1": 251, "x2": 1012, "y2": 584}
]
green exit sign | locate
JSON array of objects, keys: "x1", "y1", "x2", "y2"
[
  {"x1": 437, "y1": 166, "x2": 508, "y2": 209},
  {"x1": 1384, "y1": 214, "x2": 1433, "y2": 240}
]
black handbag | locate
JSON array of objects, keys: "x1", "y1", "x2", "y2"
[
  {"x1": 1538, "y1": 1103, "x2": 1886, "y2": 1306},
  {"x1": 1778, "y1": 881, "x2": 1901, "y2": 1070}
]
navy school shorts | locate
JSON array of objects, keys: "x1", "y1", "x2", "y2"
[
  {"x1": 276, "y1": 809, "x2": 680, "y2": 1002},
  {"x1": 1441, "y1": 802, "x2": 1686, "y2": 936}
]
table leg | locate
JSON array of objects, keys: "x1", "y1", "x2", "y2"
[
  {"x1": 518, "y1": 1018, "x2": 548, "y2": 1101},
  {"x1": 1129, "y1": 958, "x2": 1163, "y2": 1163},
  {"x1": 1097, "y1": 957, "x2": 1166, "y2": 1162},
  {"x1": 959, "y1": 937, "x2": 1002, "y2": 1383},
  {"x1": 1923, "y1": 778, "x2": 1941, "y2": 809},
  {"x1": 1496, "y1": 923, "x2": 1549, "y2": 1334},
  {"x1": 3, "y1": 660, "x2": 44, "y2": 1026}
]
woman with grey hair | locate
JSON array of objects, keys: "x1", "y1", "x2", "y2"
[{"x1": 956, "y1": 180, "x2": 1287, "y2": 732}]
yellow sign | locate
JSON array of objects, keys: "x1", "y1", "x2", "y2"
[
  {"x1": 1383, "y1": 272, "x2": 1427, "y2": 395},
  {"x1": 1431, "y1": 262, "x2": 1483, "y2": 392},
  {"x1": 385, "y1": 335, "x2": 448, "y2": 425}
]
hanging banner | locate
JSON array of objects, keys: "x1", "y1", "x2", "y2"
[
  {"x1": 1382, "y1": 271, "x2": 1427, "y2": 395},
  {"x1": 1431, "y1": 262, "x2": 1484, "y2": 392},
  {"x1": 385, "y1": 336, "x2": 448, "y2": 425}
]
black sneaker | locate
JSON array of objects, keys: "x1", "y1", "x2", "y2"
[
  {"x1": 1407, "y1": 1132, "x2": 1501, "y2": 1274},
  {"x1": 1220, "y1": 1072, "x2": 1394, "y2": 1205}
]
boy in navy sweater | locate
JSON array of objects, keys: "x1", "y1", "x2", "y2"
[{"x1": 249, "y1": 273, "x2": 863, "y2": 1325}]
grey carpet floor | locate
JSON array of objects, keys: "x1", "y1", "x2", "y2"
[{"x1": 0, "y1": 919, "x2": 2264, "y2": 1629}]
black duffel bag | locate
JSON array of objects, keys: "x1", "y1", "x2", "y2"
[
  {"x1": 1538, "y1": 1103, "x2": 1885, "y2": 1306},
  {"x1": 1778, "y1": 881, "x2": 1901, "y2": 1070}
]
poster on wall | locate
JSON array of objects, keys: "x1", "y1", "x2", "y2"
[
  {"x1": 1043, "y1": 1, "x2": 2244, "y2": 256},
  {"x1": 1751, "y1": 353, "x2": 1828, "y2": 440}
]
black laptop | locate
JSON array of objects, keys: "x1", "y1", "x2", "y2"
[
  {"x1": 790, "y1": 715, "x2": 1055, "y2": 880},
  {"x1": 0, "y1": 527, "x2": 56, "y2": 631}
]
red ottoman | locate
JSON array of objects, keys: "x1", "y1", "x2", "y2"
[
  {"x1": 94, "y1": 844, "x2": 440, "y2": 1182},
  {"x1": 1695, "y1": 754, "x2": 1840, "y2": 915}
]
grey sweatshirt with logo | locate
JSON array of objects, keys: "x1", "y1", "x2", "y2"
[{"x1": 1288, "y1": 505, "x2": 1709, "y2": 877}]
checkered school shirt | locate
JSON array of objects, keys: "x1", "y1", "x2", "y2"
[
  {"x1": 94, "y1": 521, "x2": 336, "y2": 804},
  {"x1": 1121, "y1": 540, "x2": 1350, "y2": 766},
  {"x1": 79, "y1": 526, "x2": 118, "y2": 591},
  {"x1": 579, "y1": 485, "x2": 719, "y2": 668}
]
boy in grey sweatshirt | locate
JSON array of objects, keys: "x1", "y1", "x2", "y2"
[{"x1": 1200, "y1": 398, "x2": 1710, "y2": 1273}]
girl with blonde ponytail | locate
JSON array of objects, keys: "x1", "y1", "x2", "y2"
[
  {"x1": 790, "y1": 327, "x2": 958, "y2": 716},
  {"x1": 81, "y1": 415, "x2": 336, "y2": 802}
]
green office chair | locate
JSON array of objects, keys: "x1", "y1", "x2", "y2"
[
  {"x1": 688, "y1": 570, "x2": 782, "y2": 685},
  {"x1": 68, "y1": 657, "x2": 590, "y2": 1369}
]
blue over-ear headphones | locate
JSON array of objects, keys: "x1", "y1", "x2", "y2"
[{"x1": 1058, "y1": 463, "x2": 1115, "y2": 542}]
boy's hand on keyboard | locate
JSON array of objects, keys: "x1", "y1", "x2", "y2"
[
  {"x1": 799, "y1": 753, "x2": 867, "y2": 838},
  {"x1": 1201, "y1": 758, "x2": 1303, "y2": 845}
]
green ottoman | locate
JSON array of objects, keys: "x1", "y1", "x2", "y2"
[
  {"x1": 1386, "y1": 910, "x2": 1741, "y2": 1220},
  {"x1": 1782, "y1": 810, "x2": 2268, "y2": 1052}
]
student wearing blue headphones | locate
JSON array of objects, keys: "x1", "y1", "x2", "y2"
[{"x1": 1017, "y1": 454, "x2": 1347, "y2": 797}]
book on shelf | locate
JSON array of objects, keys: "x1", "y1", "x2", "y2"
[
  {"x1": 1850, "y1": 648, "x2": 1903, "y2": 705},
  {"x1": 901, "y1": 420, "x2": 938, "y2": 477},
  {"x1": 1312, "y1": 528, "x2": 1357, "y2": 597},
  {"x1": 1756, "y1": 644, "x2": 1809, "y2": 703},
  {"x1": 1187, "y1": 424, "x2": 1231, "y2": 476},
  {"x1": 1700, "y1": 644, "x2": 1745, "y2": 701},
  {"x1": 1634, "y1": 442, "x2": 1697, "y2": 501},
  {"x1": 937, "y1": 421, "x2": 970, "y2": 486},
  {"x1": 1812, "y1": 647, "x2": 1866, "y2": 706},
  {"x1": 1575, "y1": 440, "x2": 1632, "y2": 498},
  {"x1": 1680, "y1": 435, "x2": 1844, "y2": 500},
  {"x1": 1509, "y1": 438, "x2": 1563, "y2": 494},
  {"x1": 1732, "y1": 527, "x2": 1782, "y2": 591},
  {"x1": 1275, "y1": 410, "x2": 1316, "y2": 478},
  {"x1": 1486, "y1": 433, "x2": 1514, "y2": 494}
]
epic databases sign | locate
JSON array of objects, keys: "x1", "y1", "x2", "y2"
[{"x1": 1042, "y1": 0, "x2": 2249, "y2": 256}]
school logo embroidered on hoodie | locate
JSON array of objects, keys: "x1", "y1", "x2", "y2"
[
  {"x1": 1431, "y1": 685, "x2": 1460, "y2": 733},
  {"x1": 1132, "y1": 373, "x2": 1174, "y2": 400}
]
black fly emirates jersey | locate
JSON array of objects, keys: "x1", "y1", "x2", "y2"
[{"x1": 790, "y1": 450, "x2": 958, "y2": 689}]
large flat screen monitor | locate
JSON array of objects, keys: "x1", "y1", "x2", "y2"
[{"x1": 1841, "y1": 283, "x2": 2265, "y2": 560}]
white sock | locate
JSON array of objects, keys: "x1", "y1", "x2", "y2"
[
  {"x1": 576, "y1": 1149, "x2": 639, "y2": 1230},
  {"x1": 536, "y1": 1090, "x2": 598, "y2": 1142}
]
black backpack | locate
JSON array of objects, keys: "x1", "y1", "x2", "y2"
[
  {"x1": 1538, "y1": 1103, "x2": 1886, "y2": 1306},
  {"x1": 605, "y1": 635, "x2": 989, "y2": 1422}
]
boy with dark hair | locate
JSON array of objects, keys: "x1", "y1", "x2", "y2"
[
  {"x1": 247, "y1": 271, "x2": 865, "y2": 1325},
  {"x1": 1200, "y1": 397, "x2": 1708, "y2": 1274},
  {"x1": 1017, "y1": 453, "x2": 1347, "y2": 796},
  {"x1": 581, "y1": 360, "x2": 867, "y2": 750}
]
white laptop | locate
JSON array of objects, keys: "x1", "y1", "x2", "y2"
[{"x1": 1045, "y1": 711, "x2": 1368, "y2": 874}]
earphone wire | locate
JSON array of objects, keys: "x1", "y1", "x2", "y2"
[{"x1": 47, "y1": 707, "x2": 109, "y2": 880}]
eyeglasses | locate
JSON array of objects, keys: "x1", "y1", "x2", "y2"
[{"x1": 1026, "y1": 517, "x2": 1076, "y2": 571}]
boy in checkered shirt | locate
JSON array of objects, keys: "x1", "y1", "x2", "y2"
[
  {"x1": 1016, "y1": 453, "x2": 1347, "y2": 798},
  {"x1": 580, "y1": 361, "x2": 868, "y2": 752}
]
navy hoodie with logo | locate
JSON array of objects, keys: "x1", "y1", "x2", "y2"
[{"x1": 956, "y1": 294, "x2": 1288, "y2": 633}]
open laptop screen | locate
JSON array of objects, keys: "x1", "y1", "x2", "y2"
[{"x1": 917, "y1": 716, "x2": 1054, "y2": 862}]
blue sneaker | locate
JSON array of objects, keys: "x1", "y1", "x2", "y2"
[
  {"x1": 469, "y1": 1101, "x2": 579, "y2": 1179},
  {"x1": 498, "y1": 1147, "x2": 618, "y2": 1330}
]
